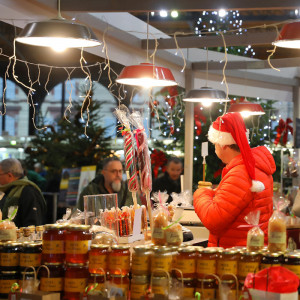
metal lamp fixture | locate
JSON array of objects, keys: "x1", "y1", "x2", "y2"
[
  {"x1": 16, "y1": 0, "x2": 101, "y2": 52},
  {"x1": 228, "y1": 98, "x2": 265, "y2": 118},
  {"x1": 273, "y1": 22, "x2": 300, "y2": 49}
]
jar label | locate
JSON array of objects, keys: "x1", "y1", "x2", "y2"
[
  {"x1": 283, "y1": 265, "x2": 300, "y2": 279},
  {"x1": 195, "y1": 287, "x2": 215, "y2": 299},
  {"x1": 165, "y1": 231, "x2": 181, "y2": 243},
  {"x1": 89, "y1": 254, "x2": 107, "y2": 271},
  {"x1": 66, "y1": 241, "x2": 89, "y2": 255},
  {"x1": 152, "y1": 228, "x2": 164, "y2": 239},
  {"x1": 131, "y1": 283, "x2": 148, "y2": 299},
  {"x1": 64, "y1": 278, "x2": 88, "y2": 292},
  {"x1": 183, "y1": 286, "x2": 195, "y2": 298},
  {"x1": 0, "y1": 279, "x2": 17, "y2": 293},
  {"x1": 269, "y1": 232, "x2": 286, "y2": 244},
  {"x1": 20, "y1": 253, "x2": 41, "y2": 267},
  {"x1": 1, "y1": 253, "x2": 19, "y2": 266},
  {"x1": 42, "y1": 240, "x2": 64, "y2": 254},
  {"x1": 152, "y1": 285, "x2": 167, "y2": 295},
  {"x1": 217, "y1": 260, "x2": 237, "y2": 276},
  {"x1": 196, "y1": 259, "x2": 216, "y2": 275},
  {"x1": 260, "y1": 263, "x2": 280, "y2": 270},
  {"x1": 132, "y1": 256, "x2": 150, "y2": 272},
  {"x1": 151, "y1": 257, "x2": 172, "y2": 272},
  {"x1": 176, "y1": 258, "x2": 196, "y2": 274},
  {"x1": 40, "y1": 277, "x2": 64, "y2": 292},
  {"x1": 109, "y1": 256, "x2": 130, "y2": 271},
  {"x1": 248, "y1": 234, "x2": 264, "y2": 247},
  {"x1": 238, "y1": 262, "x2": 260, "y2": 278}
]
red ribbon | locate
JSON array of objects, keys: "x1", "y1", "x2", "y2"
[{"x1": 274, "y1": 118, "x2": 293, "y2": 146}]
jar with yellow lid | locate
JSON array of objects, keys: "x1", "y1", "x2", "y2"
[
  {"x1": 218, "y1": 279, "x2": 238, "y2": 300},
  {"x1": 1, "y1": 242, "x2": 22, "y2": 271},
  {"x1": 20, "y1": 242, "x2": 42, "y2": 270},
  {"x1": 174, "y1": 246, "x2": 196, "y2": 278},
  {"x1": 131, "y1": 245, "x2": 152, "y2": 275},
  {"x1": 283, "y1": 252, "x2": 300, "y2": 279},
  {"x1": 42, "y1": 224, "x2": 65, "y2": 264},
  {"x1": 196, "y1": 278, "x2": 217, "y2": 300},
  {"x1": 151, "y1": 246, "x2": 173, "y2": 276},
  {"x1": 238, "y1": 251, "x2": 261, "y2": 282},
  {"x1": 217, "y1": 249, "x2": 239, "y2": 279},
  {"x1": 130, "y1": 275, "x2": 149, "y2": 300},
  {"x1": 151, "y1": 275, "x2": 170, "y2": 297},
  {"x1": 108, "y1": 244, "x2": 130, "y2": 276},
  {"x1": 196, "y1": 247, "x2": 218, "y2": 279},
  {"x1": 39, "y1": 263, "x2": 64, "y2": 293},
  {"x1": 0, "y1": 271, "x2": 19, "y2": 298},
  {"x1": 64, "y1": 262, "x2": 89, "y2": 300},
  {"x1": 260, "y1": 252, "x2": 283, "y2": 270},
  {"x1": 108, "y1": 274, "x2": 129, "y2": 298},
  {"x1": 65, "y1": 224, "x2": 92, "y2": 264},
  {"x1": 88, "y1": 244, "x2": 109, "y2": 275}
]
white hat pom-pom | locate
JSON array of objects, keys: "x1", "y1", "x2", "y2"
[{"x1": 251, "y1": 180, "x2": 265, "y2": 192}]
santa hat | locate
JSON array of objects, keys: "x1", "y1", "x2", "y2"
[{"x1": 208, "y1": 112, "x2": 265, "y2": 192}]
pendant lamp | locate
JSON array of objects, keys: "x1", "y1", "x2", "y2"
[
  {"x1": 273, "y1": 22, "x2": 300, "y2": 49},
  {"x1": 16, "y1": 0, "x2": 101, "y2": 52},
  {"x1": 228, "y1": 98, "x2": 265, "y2": 118}
]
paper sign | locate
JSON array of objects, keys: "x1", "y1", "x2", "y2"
[
  {"x1": 133, "y1": 208, "x2": 142, "y2": 236},
  {"x1": 202, "y1": 142, "x2": 208, "y2": 157}
]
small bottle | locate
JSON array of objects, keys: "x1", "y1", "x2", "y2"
[
  {"x1": 108, "y1": 245, "x2": 130, "y2": 276},
  {"x1": 0, "y1": 242, "x2": 22, "y2": 271},
  {"x1": 175, "y1": 246, "x2": 197, "y2": 278},
  {"x1": 20, "y1": 242, "x2": 42, "y2": 271},
  {"x1": 130, "y1": 275, "x2": 149, "y2": 300},
  {"x1": 39, "y1": 263, "x2": 65, "y2": 293},
  {"x1": 88, "y1": 244, "x2": 109, "y2": 274},
  {"x1": 131, "y1": 245, "x2": 152, "y2": 275}
]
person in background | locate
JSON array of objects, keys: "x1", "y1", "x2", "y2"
[
  {"x1": 34, "y1": 162, "x2": 47, "y2": 178},
  {"x1": 77, "y1": 156, "x2": 137, "y2": 211},
  {"x1": 0, "y1": 158, "x2": 46, "y2": 227},
  {"x1": 152, "y1": 156, "x2": 183, "y2": 203},
  {"x1": 193, "y1": 112, "x2": 275, "y2": 248}
]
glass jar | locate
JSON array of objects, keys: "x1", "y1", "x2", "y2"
[
  {"x1": 1, "y1": 242, "x2": 22, "y2": 271},
  {"x1": 169, "y1": 245, "x2": 179, "y2": 269},
  {"x1": 20, "y1": 242, "x2": 42, "y2": 270},
  {"x1": 131, "y1": 245, "x2": 152, "y2": 275},
  {"x1": 42, "y1": 224, "x2": 65, "y2": 264},
  {"x1": 108, "y1": 274, "x2": 129, "y2": 298},
  {"x1": 180, "y1": 278, "x2": 195, "y2": 298},
  {"x1": 88, "y1": 244, "x2": 109, "y2": 274},
  {"x1": 260, "y1": 252, "x2": 283, "y2": 270},
  {"x1": 130, "y1": 275, "x2": 149, "y2": 300},
  {"x1": 238, "y1": 251, "x2": 261, "y2": 282},
  {"x1": 39, "y1": 263, "x2": 65, "y2": 293},
  {"x1": 175, "y1": 246, "x2": 196, "y2": 278},
  {"x1": 219, "y1": 279, "x2": 237, "y2": 300},
  {"x1": 35, "y1": 225, "x2": 44, "y2": 241},
  {"x1": 196, "y1": 248, "x2": 218, "y2": 279},
  {"x1": 0, "y1": 271, "x2": 19, "y2": 298},
  {"x1": 88, "y1": 273, "x2": 106, "y2": 292},
  {"x1": 151, "y1": 275, "x2": 170, "y2": 297},
  {"x1": 283, "y1": 252, "x2": 300, "y2": 279},
  {"x1": 108, "y1": 244, "x2": 130, "y2": 276},
  {"x1": 20, "y1": 271, "x2": 35, "y2": 289},
  {"x1": 151, "y1": 246, "x2": 173, "y2": 276},
  {"x1": 196, "y1": 278, "x2": 217, "y2": 300},
  {"x1": 65, "y1": 225, "x2": 92, "y2": 264},
  {"x1": 64, "y1": 263, "x2": 89, "y2": 300},
  {"x1": 217, "y1": 249, "x2": 239, "y2": 278}
]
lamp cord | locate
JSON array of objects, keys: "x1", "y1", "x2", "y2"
[
  {"x1": 146, "y1": 12, "x2": 149, "y2": 62},
  {"x1": 205, "y1": 47, "x2": 208, "y2": 87},
  {"x1": 57, "y1": 0, "x2": 63, "y2": 20}
]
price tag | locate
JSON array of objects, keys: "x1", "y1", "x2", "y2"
[{"x1": 202, "y1": 142, "x2": 208, "y2": 157}]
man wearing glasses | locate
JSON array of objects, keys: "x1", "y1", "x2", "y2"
[
  {"x1": 77, "y1": 156, "x2": 135, "y2": 210},
  {"x1": 0, "y1": 158, "x2": 46, "y2": 227}
]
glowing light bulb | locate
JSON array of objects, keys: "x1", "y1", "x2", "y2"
[{"x1": 51, "y1": 44, "x2": 67, "y2": 52}]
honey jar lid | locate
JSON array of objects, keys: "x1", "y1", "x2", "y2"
[
  {"x1": 1, "y1": 271, "x2": 18, "y2": 275},
  {"x1": 22, "y1": 242, "x2": 42, "y2": 248},
  {"x1": 178, "y1": 246, "x2": 196, "y2": 253},
  {"x1": 44, "y1": 262, "x2": 64, "y2": 266},
  {"x1": 36, "y1": 225, "x2": 44, "y2": 231},
  {"x1": 3, "y1": 242, "x2": 22, "y2": 247},
  {"x1": 90, "y1": 273, "x2": 105, "y2": 278},
  {"x1": 67, "y1": 224, "x2": 90, "y2": 231},
  {"x1": 152, "y1": 246, "x2": 172, "y2": 253},
  {"x1": 110, "y1": 274, "x2": 128, "y2": 278},
  {"x1": 263, "y1": 252, "x2": 283, "y2": 258},
  {"x1": 242, "y1": 251, "x2": 260, "y2": 256},
  {"x1": 197, "y1": 278, "x2": 215, "y2": 282},
  {"x1": 222, "y1": 249, "x2": 239, "y2": 255},
  {"x1": 111, "y1": 244, "x2": 130, "y2": 250},
  {"x1": 90, "y1": 244, "x2": 109, "y2": 249},
  {"x1": 201, "y1": 247, "x2": 218, "y2": 254},
  {"x1": 66, "y1": 262, "x2": 87, "y2": 267},
  {"x1": 152, "y1": 276, "x2": 169, "y2": 284},
  {"x1": 133, "y1": 245, "x2": 151, "y2": 252},
  {"x1": 285, "y1": 252, "x2": 300, "y2": 258},
  {"x1": 44, "y1": 224, "x2": 64, "y2": 230}
]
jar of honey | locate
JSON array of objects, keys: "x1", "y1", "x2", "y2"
[
  {"x1": 131, "y1": 245, "x2": 152, "y2": 275},
  {"x1": 283, "y1": 252, "x2": 300, "y2": 279},
  {"x1": 0, "y1": 271, "x2": 19, "y2": 298},
  {"x1": 151, "y1": 275, "x2": 170, "y2": 297},
  {"x1": 238, "y1": 251, "x2": 260, "y2": 282},
  {"x1": 196, "y1": 248, "x2": 218, "y2": 279},
  {"x1": 151, "y1": 246, "x2": 173, "y2": 276},
  {"x1": 260, "y1": 252, "x2": 283, "y2": 270},
  {"x1": 20, "y1": 242, "x2": 42, "y2": 271},
  {"x1": 130, "y1": 275, "x2": 149, "y2": 300},
  {"x1": 64, "y1": 263, "x2": 89, "y2": 300},
  {"x1": 180, "y1": 278, "x2": 195, "y2": 298},
  {"x1": 108, "y1": 274, "x2": 129, "y2": 298},
  {"x1": 88, "y1": 274, "x2": 106, "y2": 293},
  {"x1": 88, "y1": 244, "x2": 109, "y2": 274},
  {"x1": 217, "y1": 249, "x2": 239, "y2": 279},
  {"x1": 196, "y1": 278, "x2": 217, "y2": 300},
  {"x1": 1, "y1": 242, "x2": 22, "y2": 271},
  {"x1": 219, "y1": 279, "x2": 237, "y2": 300},
  {"x1": 35, "y1": 225, "x2": 44, "y2": 241},
  {"x1": 65, "y1": 225, "x2": 92, "y2": 264},
  {"x1": 108, "y1": 244, "x2": 130, "y2": 276},
  {"x1": 174, "y1": 246, "x2": 196, "y2": 278},
  {"x1": 42, "y1": 224, "x2": 65, "y2": 264},
  {"x1": 39, "y1": 263, "x2": 65, "y2": 293}
]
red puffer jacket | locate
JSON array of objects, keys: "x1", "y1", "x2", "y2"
[{"x1": 193, "y1": 146, "x2": 276, "y2": 248}]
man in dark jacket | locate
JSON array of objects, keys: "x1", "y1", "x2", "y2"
[
  {"x1": 0, "y1": 158, "x2": 46, "y2": 227},
  {"x1": 77, "y1": 157, "x2": 135, "y2": 211},
  {"x1": 152, "y1": 157, "x2": 183, "y2": 203}
]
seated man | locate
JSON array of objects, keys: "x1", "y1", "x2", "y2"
[
  {"x1": 152, "y1": 156, "x2": 183, "y2": 203},
  {"x1": 77, "y1": 156, "x2": 136, "y2": 211},
  {"x1": 0, "y1": 158, "x2": 46, "y2": 227}
]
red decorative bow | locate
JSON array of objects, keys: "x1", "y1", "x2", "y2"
[
  {"x1": 274, "y1": 118, "x2": 293, "y2": 146},
  {"x1": 151, "y1": 149, "x2": 167, "y2": 178},
  {"x1": 160, "y1": 86, "x2": 178, "y2": 110},
  {"x1": 194, "y1": 105, "x2": 207, "y2": 136}
]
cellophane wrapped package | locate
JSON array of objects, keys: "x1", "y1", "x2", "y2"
[{"x1": 245, "y1": 210, "x2": 264, "y2": 251}]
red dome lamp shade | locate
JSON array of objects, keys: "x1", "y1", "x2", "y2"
[
  {"x1": 228, "y1": 98, "x2": 265, "y2": 118},
  {"x1": 273, "y1": 22, "x2": 300, "y2": 48},
  {"x1": 116, "y1": 63, "x2": 177, "y2": 87}
]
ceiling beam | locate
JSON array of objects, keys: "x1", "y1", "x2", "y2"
[
  {"x1": 60, "y1": 0, "x2": 300, "y2": 12},
  {"x1": 142, "y1": 29, "x2": 278, "y2": 49}
]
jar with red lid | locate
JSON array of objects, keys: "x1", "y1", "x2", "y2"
[
  {"x1": 20, "y1": 242, "x2": 42, "y2": 271},
  {"x1": 39, "y1": 263, "x2": 65, "y2": 293},
  {"x1": 88, "y1": 244, "x2": 109, "y2": 274},
  {"x1": 108, "y1": 274, "x2": 129, "y2": 298},
  {"x1": 174, "y1": 246, "x2": 197, "y2": 278},
  {"x1": 64, "y1": 263, "x2": 89, "y2": 300},
  {"x1": 42, "y1": 224, "x2": 65, "y2": 264},
  {"x1": 108, "y1": 245, "x2": 130, "y2": 276},
  {"x1": 65, "y1": 225, "x2": 92, "y2": 264}
]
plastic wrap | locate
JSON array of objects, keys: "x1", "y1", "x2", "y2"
[
  {"x1": 245, "y1": 210, "x2": 264, "y2": 251},
  {"x1": 0, "y1": 206, "x2": 18, "y2": 241}
]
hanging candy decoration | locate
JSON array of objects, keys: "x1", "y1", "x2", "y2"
[
  {"x1": 151, "y1": 149, "x2": 167, "y2": 178},
  {"x1": 274, "y1": 118, "x2": 293, "y2": 146}
]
